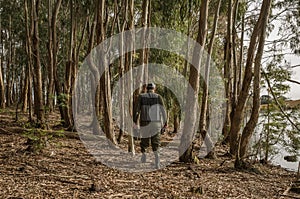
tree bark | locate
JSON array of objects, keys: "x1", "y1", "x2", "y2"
[
  {"x1": 199, "y1": 0, "x2": 221, "y2": 159},
  {"x1": 179, "y1": 0, "x2": 210, "y2": 163},
  {"x1": 6, "y1": 15, "x2": 13, "y2": 107},
  {"x1": 126, "y1": 0, "x2": 135, "y2": 153},
  {"x1": 238, "y1": 13, "x2": 245, "y2": 95},
  {"x1": 32, "y1": 0, "x2": 45, "y2": 127},
  {"x1": 47, "y1": 0, "x2": 62, "y2": 113},
  {"x1": 24, "y1": 0, "x2": 33, "y2": 121},
  {"x1": 222, "y1": 0, "x2": 233, "y2": 144},
  {"x1": 134, "y1": 0, "x2": 150, "y2": 103},
  {"x1": 173, "y1": 108, "x2": 180, "y2": 134},
  {"x1": 86, "y1": 17, "x2": 101, "y2": 134},
  {"x1": 0, "y1": 16, "x2": 5, "y2": 109},
  {"x1": 230, "y1": 0, "x2": 273, "y2": 156},
  {"x1": 21, "y1": 61, "x2": 29, "y2": 113},
  {"x1": 63, "y1": 0, "x2": 82, "y2": 131},
  {"x1": 116, "y1": 0, "x2": 128, "y2": 144},
  {"x1": 96, "y1": 0, "x2": 116, "y2": 144},
  {"x1": 231, "y1": 0, "x2": 239, "y2": 110}
]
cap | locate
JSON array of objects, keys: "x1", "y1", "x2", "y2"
[{"x1": 146, "y1": 83, "x2": 156, "y2": 90}]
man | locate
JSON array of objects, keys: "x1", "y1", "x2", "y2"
[{"x1": 133, "y1": 83, "x2": 167, "y2": 169}]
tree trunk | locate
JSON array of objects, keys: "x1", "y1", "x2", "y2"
[
  {"x1": 179, "y1": 0, "x2": 210, "y2": 163},
  {"x1": 117, "y1": 0, "x2": 126, "y2": 144},
  {"x1": 231, "y1": 0, "x2": 239, "y2": 111},
  {"x1": 47, "y1": 0, "x2": 54, "y2": 113},
  {"x1": 86, "y1": 16, "x2": 100, "y2": 134},
  {"x1": 173, "y1": 111, "x2": 180, "y2": 134},
  {"x1": 230, "y1": 0, "x2": 273, "y2": 156},
  {"x1": 96, "y1": 0, "x2": 116, "y2": 144},
  {"x1": 238, "y1": 0, "x2": 272, "y2": 160},
  {"x1": 222, "y1": 0, "x2": 233, "y2": 144},
  {"x1": 47, "y1": 0, "x2": 62, "y2": 113},
  {"x1": 6, "y1": 15, "x2": 12, "y2": 107},
  {"x1": 183, "y1": 0, "x2": 192, "y2": 78},
  {"x1": 0, "y1": 16, "x2": 5, "y2": 109},
  {"x1": 238, "y1": 13, "x2": 245, "y2": 95},
  {"x1": 126, "y1": 0, "x2": 135, "y2": 153},
  {"x1": 32, "y1": 0, "x2": 45, "y2": 127},
  {"x1": 134, "y1": 0, "x2": 150, "y2": 103},
  {"x1": 24, "y1": 0, "x2": 33, "y2": 121},
  {"x1": 21, "y1": 63, "x2": 29, "y2": 112},
  {"x1": 0, "y1": 57, "x2": 5, "y2": 109},
  {"x1": 63, "y1": 0, "x2": 76, "y2": 130},
  {"x1": 199, "y1": 0, "x2": 221, "y2": 159}
]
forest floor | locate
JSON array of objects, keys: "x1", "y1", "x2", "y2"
[{"x1": 0, "y1": 109, "x2": 299, "y2": 199}]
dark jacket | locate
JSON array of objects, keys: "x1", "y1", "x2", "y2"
[{"x1": 133, "y1": 91, "x2": 167, "y2": 124}]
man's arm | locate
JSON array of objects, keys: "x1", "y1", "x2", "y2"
[{"x1": 158, "y1": 95, "x2": 167, "y2": 125}]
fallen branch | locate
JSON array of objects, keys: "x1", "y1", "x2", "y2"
[{"x1": 0, "y1": 127, "x2": 13, "y2": 135}]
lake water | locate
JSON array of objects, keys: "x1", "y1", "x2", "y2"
[
  {"x1": 272, "y1": 150, "x2": 299, "y2": 172},
  {"x1": 251, "y1": 114, "x2": 299, "y2": 172}
]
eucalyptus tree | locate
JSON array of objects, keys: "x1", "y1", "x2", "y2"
[
  {"x1": 46, "y1": 0, "x2": 62, "y2": 113},
  {"x1": 233, "y1": 0, "x2": 300, "y2": 165},
  {"x1": 198, "y1": 0, "x2": 222, "y2": 159},
  {"x1": 0, "y1": 15, "x2": 5, "y2": 109},
  {"x1": 228, "y1": 0, "x2": 273, "y2": 168},
  {"x1": 179, "y1": 0, "x2": 210, "y2": 163},
  {"x1": 31, "y1": 0, "x2": 45, "y2": 127}
]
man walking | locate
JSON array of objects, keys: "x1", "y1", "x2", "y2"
[{"x1": 133, "y1": 83, "x2": 167, "y2": 169}]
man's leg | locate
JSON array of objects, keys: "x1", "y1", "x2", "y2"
[
  {"x1": 140, "y1": 138, "x2": 149, "y2": 163},
  {"x1": 151, "y1": 132, "x2": 161, "y2": 169}
]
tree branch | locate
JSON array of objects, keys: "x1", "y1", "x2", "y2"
[
  {"x1": 290, "y1": 64, "x2": 300, "y2": 69},
  {"x1": 286, "y1": 78, "x2": 300, "y2": 85}
]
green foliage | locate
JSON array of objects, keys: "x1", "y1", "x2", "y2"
[
  {"x1": 274, "y1": 0, "x2": 300, "y2": 52},
  {"x1": 57, "y1": 93, "x2": 69, "y2": 108},
  {"x1": 22, "y1": 128, "x2": 65, "y2": 153},
  {"x1": 253, "y1": 61, "x2": 299, "y2": 162},
  {"x1": 23, "y1": 129, "x2": 50, "y2": 153},
  {"x1": 256, "y1": 105, "x2": 300, "y2": 161}
]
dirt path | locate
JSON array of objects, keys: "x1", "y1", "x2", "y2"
[{"x1": 0, "y1": 111, "x2": 298, "y2": 198}]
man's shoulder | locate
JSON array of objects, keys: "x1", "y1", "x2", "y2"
[
  {"x1": 140, "y1": 92, "x2": 159, "y2": 98},
  {"x1": 140, "y1": 93, "x2": 148, "y2": 97}
]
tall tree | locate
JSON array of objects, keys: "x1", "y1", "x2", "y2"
[
  {"x1": 199, "y1": 0, "x2": 222, "y2": 159},
  {"x1": 62, "y1": 0, "x2": 76, "y2": 130},
  {"x1": 134, "y1": 0, "x2": 151, "y2": 101},
  {"x1": 179, "y1": 0, "x2": 210, "y2": 163},
  {"x1": 222, "y1": 0, "x2": 234, "y2": 143},
  {"x1": 229, "y1": 0, "x2": 273, "y2": 157},
  {"x1": 96, "y1": 0, "x2": 116, "y2": 144},
  {"x1": 23, "y1": 0, "x2": 33, "y2": 121},
  {"x1": 31, "y1": 0, "x2": 45, "y2": 127},
  {"x1": 47, "y1": 0, "x2": 62, "y2": 113},
  {"x1": 126, "y1": 0, "x2": 136, "y2": 153},
  {"x1": 0, "y1": 15, "x2": 5, "y2": 109},
  {"x1": 5, "y1": 15, "x2": 13, "y2": 107}
]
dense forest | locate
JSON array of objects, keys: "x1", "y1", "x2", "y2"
[{"x1": 0, "y1": 0, "x2": 300, "y2": 198}]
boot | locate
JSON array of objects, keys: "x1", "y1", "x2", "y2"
[
  {"x1": 154, "y1": 151, "x2": 160, "y2": 169},
  {"x1": 141, "y1": 153, "x2": 146, "y2": 163}
]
